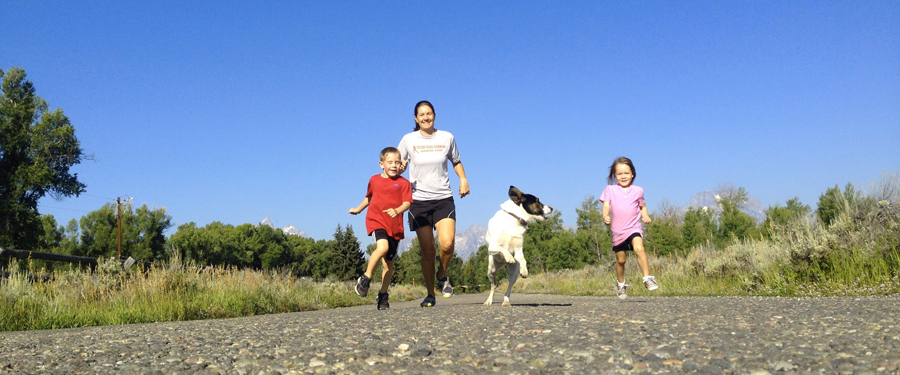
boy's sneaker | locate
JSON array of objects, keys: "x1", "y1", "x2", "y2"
[
  {"x1": 420, "y1": 295, "x2": 436, "y2": 307},
  {"x1": 643, "y1": 276, "x2": 659, "y2": 291},
  {"x1": 438, "y1": 276, "x2": 453, "y2": 298},
  {"x1": 616, "y1": 282, "x2": 628, "y2": 300},
  {"x1": 355, "y1": 275, "x2": 370, "y2": 297},
  {"x1": 376, "y1": 292, "x2": 390, "y2": 310}
]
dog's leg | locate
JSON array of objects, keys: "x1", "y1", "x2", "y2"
[
  {"x1": 502, "y1": 262, "x2": 520, "y2": 307},
  {"x1": 515, "y1": 248, "x2": 529, "y2": 278},
  {"x1": 484, "y1": 255, "x2": 498, "y2": 306},
  {"x1": 496, "y1": 233, "x2": 517, "y2": 264}
]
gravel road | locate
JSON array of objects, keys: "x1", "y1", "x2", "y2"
[{"x1": 1, "y1": 293, "x2": 899, "y2": 374}]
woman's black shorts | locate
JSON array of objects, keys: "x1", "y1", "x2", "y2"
[{"x1": 407, "y1": 197, "x2": 456, "y2": 231}]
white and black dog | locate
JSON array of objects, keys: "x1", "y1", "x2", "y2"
[{"x1": 484, "y1": 186, "x2": 553, "y2": 306}]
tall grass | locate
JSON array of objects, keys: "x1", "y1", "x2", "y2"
[
  {"x1": 1, "y1": 254, "x2": 427, "y2": 332},
  {"x1": 516, "y1": 171, "x2": 900, "y2": 298}
]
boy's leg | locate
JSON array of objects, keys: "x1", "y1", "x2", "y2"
[
  {"x1": 631, "y1": 236, "x2": 651, "y2": 278},
  {"x1": 365, "y1": 239, "x2": 390, "y2": 278},
  {"x1": 379, "y1": 259, "x2": 394, "y2": 294},
  {"x1": 615, "y1": 250, "x2": 627, "y2": 284}
]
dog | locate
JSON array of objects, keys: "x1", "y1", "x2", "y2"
[{"x1": 484, "y1": 186, "x2": 553, "y2": 306}]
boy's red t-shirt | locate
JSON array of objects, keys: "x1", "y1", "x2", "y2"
[{"x1": 365, "y1": 174, "x2": 413, "y2": 240}]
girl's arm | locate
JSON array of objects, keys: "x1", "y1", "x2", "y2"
[
  {"x1": 453, "y1": 161, "x2": 470, "y2": 198},
  {"x1": 602, "y1": 201, "x2": 611, "y2": 225},
  {"x1": 348, "y1": 197, "x2": 370, "y2": 215},
  {"x1": 640, "y1": 204, "x2": 652, "y2": 224},
  {"x1": 383, "y1": 201, "x2": 411, "y2": 218}
]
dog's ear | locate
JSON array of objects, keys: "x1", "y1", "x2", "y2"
[{"x1": 509, "y1": 186, "x2": 525, "y2": 204}]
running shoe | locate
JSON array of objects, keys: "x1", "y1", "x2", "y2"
[
  {"x1": 420, "y1": 295, "x2": 436, "y2": 307},
  {"x1": 376, "y1": 292, "x2": 390, "y2": 310},
  {"x1": 355, "y1": 275, "x2": 370, "y2": 297},
  {"x1": 643, "y1": 276, "x2": 659, "y2": 291},
  {"x1": 616, "y1": 282, "x2": 628, "y2": 300},
  {"x1": 438, "y1": 276, "x2": 453, "y2": 298}
]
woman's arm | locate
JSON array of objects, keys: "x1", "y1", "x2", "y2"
[{"x1": 453, "y1": 161, "x2": 470, "y2": 198}]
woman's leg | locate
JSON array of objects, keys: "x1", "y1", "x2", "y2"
[
  {"x1": 433, "y1": 218, "x2": 457, "y2": 280},
  {"x1": 416, "y1": 225, "x2": 437, "y2": 296}
]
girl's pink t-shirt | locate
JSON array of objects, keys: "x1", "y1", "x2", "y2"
[{"x1": 599, "y1": 185, "x2": 646, "y2": 246}]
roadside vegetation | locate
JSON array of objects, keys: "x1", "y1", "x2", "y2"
[{"x1": 3, "y1": 172, "x2": 898, "y2": 332}]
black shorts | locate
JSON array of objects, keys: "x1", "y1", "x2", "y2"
[
  {"x1": 372, "y1": 229, "x2": 400, "y2": 261},
  {"x1": 612, "y1": 233, "x2": 643, "y2": 252},
  {"x1": 407, "y1": 197, "x2": 456, "y2": 231}
]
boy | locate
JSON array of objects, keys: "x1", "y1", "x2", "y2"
[{"x1": 348, "y1": 147, "x2": 413, "y2": 310}]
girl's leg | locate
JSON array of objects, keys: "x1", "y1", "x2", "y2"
[
  {"x1": 433, "y1": 218, "x2": 457, "y2": 280},
  {"x1": 415, "y1": 225, "x2": 437, "y2": 296},
  {"x1": 615, "y1": 251, "x2": 627, "y2": 283},
  {"x1": 631, "y1": 236, "x2": 651, "y2": 277},
  {"x1": 365, "y1": 239, "x2": 389, "y2": 278},
  {"x1": 379, "y1": 259, "x2": 394, "y2": 293}
]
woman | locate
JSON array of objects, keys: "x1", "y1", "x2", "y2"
[{"x1": 398, "y1": 100, "x2": 470, "y2": 307}]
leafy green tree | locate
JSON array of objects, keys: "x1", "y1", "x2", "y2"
[
  {"x1": 645, "y1": 214, "x2": 683, "y2": 256},
  {"x1": 817, "y1": 183, "x2": 858, "y2": 226},
  {"x1": 459, "y1": 244, "x2": 492, "y2": 292},
  {"x1": 524, "y1": 211, "x2": 584, "y2": 272},
  {"x1": 77, "y1": 202, "x2": 172, "y2": 260},
  {"x1": 37, "y1": 214, "x2": 63, "y2": 252},
  {"x1": 762, "y1": 197, "x2": 811, "y2": 238},
  {"x1": 0, "y1": 67, "x2": 86, "y2": 249},
  {"x1": 682, "y1": 207, "x2": 715, "y2": 249},
  {"x1": 575, "y1": 196, "x2": 612, "y2": 264},
  {"x1": 715, "y1": 195, "x2": 759, "y2": 247}
]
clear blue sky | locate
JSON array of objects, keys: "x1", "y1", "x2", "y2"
[{"x1": 3, "y1": 1, "x2": 898, "y2": 240}]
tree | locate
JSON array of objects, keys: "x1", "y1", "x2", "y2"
[
  {"x1": 77, "y1": 202, "x2": 172, "y2": 260},
  {"x1": 0, "y1": 67, "x2": 86, "y2": 249},
  {"x1": 575, "y1": 196, "x2": 611, "y2": 264},
  {"x1": 817, "y1": 183, "x2": 857, "y2": 226},
  {"x1": 682, "y1": 207, "x2": 715, "y2": 249},
  {"x1": 330, "y1": 224, "x2": 364, "y2": 281},
  {"x1": 762, "y1": 197, "x2": 811, "y2": 238}
]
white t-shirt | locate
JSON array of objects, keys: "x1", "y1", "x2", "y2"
[{"x1": 398, "y1": 130, "x2": 461, "y2": 201}]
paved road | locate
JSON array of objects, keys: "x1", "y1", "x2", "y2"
[{"x1": 1, "y1": 293, "x2": 899, "y2": 374}]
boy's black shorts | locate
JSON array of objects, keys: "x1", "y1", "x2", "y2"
[
  {"x1": 407, "y1": 197, "x2": 456, "y2": 231},
  {"x1": 612, "y1": 233, "x2": 643, "y2": 252},
  {"x1": 372, "y1": 229, "x2": 400, "y2": 261}
]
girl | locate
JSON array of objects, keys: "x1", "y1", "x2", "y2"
[{"x1": 599, "y1": 156, "x2": 658, "y2": 299}]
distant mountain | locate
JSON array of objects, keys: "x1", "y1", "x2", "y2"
[
  {"x1": 680, "y1": 191, "x2": 767, "y2": 222},
  {"x1": 259, "y1": 217, "x2": 307, "y2": 237},
  {"x1": 397, "y1": 224, "x2": 487, "y2": 260}
]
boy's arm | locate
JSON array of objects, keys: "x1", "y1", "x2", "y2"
[
  {"x1": 640, "y1": 204, "x2": 652, "y2": 224},
  {"x1": 383, "y1": 201, "x2": 411, "y2": 218},
  {"x1": 348, "y1": 197, "x2": 370, "y2": 215},
  {"x1": 602, "y1": 201, "x2": 611, "y2": 225}
]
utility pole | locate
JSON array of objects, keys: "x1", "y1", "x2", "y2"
[{"x1": 117, "y1": 197, "x2": 122, "y2": 259}]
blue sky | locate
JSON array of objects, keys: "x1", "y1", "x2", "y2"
[{"x1": 2, "y1": 1, "x2": 898, "y2": 241}]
